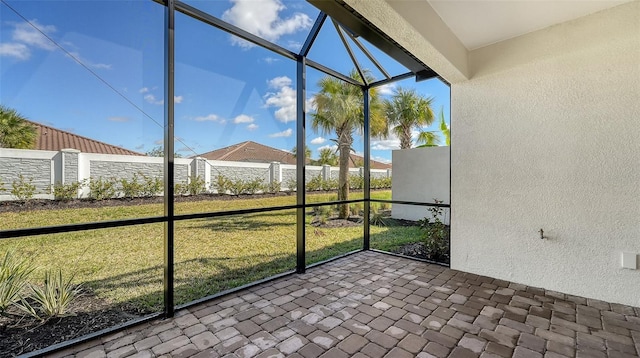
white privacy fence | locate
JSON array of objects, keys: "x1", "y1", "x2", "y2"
[
  {"x1": 391, "y1": 146, "x2": 451, "y2": 224},
  {"x1": 0, "y1": 148, "x2": 392, "y2": 201}
]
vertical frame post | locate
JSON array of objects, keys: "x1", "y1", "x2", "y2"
[
  {"x1": 363, "y1": 87, "x2": 371, "y2": 250},
  {"x1": 296, "y1": 57, "x2": 306, "y2": 273},
  {"x1": 163, "y1": 0, "x2": 175, "y2": 318}
]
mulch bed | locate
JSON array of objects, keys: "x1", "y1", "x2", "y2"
[{"x1": 0, "y1": 290, "x2": 143, "y2": 357}]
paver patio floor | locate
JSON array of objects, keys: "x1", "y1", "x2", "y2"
[{"x1": 51, "y1": 251, "x2": 640, "y2": 358}]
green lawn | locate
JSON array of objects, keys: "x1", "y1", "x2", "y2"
[{"x1": 0, "y1": 191, "x2": 421, "y2": 312}]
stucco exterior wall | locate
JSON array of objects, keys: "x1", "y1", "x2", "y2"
[
  {"x1": 392, "y1": 147, "x2": 450, "y2": 223},
  {"x1": 451, "y1": 2, "x2": 640, "y2": 306}
]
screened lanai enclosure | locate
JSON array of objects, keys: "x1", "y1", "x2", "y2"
[{"x1": 0, "y1": 0, "x2": 450, "y2": 355}]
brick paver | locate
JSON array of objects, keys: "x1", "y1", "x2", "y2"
[{"x1": 46, "y1": 251, "x2": 639, "y2": 358}]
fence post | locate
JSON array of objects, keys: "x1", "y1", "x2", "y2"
[
  {"x1": 270, "y1": 162, "x2": 281, "y2": 185},
  {"x1": 322, "y1": 165, "x2": 331, "y2": 181},
  {"x1": 60, "y1": 149, "x2": 80, "y2": 184}
]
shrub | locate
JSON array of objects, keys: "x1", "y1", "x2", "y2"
[
  {"x1": 51, "y1": 180, "x2": 84, "y2": 201},
  {"x1": 139, "y1": 173, "x2": 163, "y2": 197},
  {"x1": 174, "y1": 182, "x2": 188, "y2": 196},
  {"x1": 11, "y1": 175, "x2": 36, "y2": 202},
  {"x1": 186, "y1": 175, "x2": 206, "y2": 196},
  {"x1": 419, "y1": 199, "x2": 449, "y2": 262},
  {"x1": 119, "y1": 174, "x2": 143, "y2": 199},
  {"x1": 212, "y1": 174, "x2": 231, "y2": 195},
  {"x1": 88, "y1": 177, "x2": 118, "y2": 200},
  {"x1": 349, "y1": 175, "x2": 364, "y2": 190},
  {"x1": 18, "y1": 269, "x2": 80, "y2": 321},
  {"x1": 244, "y1": 178, "x2": 264, "y2": 195},
  {"x1": 321, "y1": 178, "x2": 338, "y2": 191},
  {"x1": 0, "y1": 179, "x2": 6, "y2": 193},
  {"x1": 228, "y1": 178, "x2": 246, "y2": 196},
  {"x1": 312, "y1": 205, "x2": 332, "y2": 225},
  {"x1": 265, "y1": 181, "x2": 281, "y2": 194},
  {"x1": 369, "y1": 203, "x2": 388, "y2": 227},
  {"x1": 371, "y1": 177, "x2": 392, "y2": 189},
  {"x1": 0, "y1": 251, "x2": 35, "y2": 314},
  {"x1": 350, "y1": 202, "x2": 363, "y2": 216},
  {"x1": 285, "y1": 178, "x2": 297, "y2": 193},
  {"x1": 306, "y1": 175, "x2": 324, "y2": 192}
]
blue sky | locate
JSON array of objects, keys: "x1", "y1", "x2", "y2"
[{"x1": 0, "y1": 0, "x2": 449, "y2": 163}]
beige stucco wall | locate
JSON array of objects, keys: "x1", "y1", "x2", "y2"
[{"x1": 451, "y1": 2, "x2": 640, "y2": 306}]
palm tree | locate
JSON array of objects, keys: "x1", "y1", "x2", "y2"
[
  {"x1": 316, "y1": 147, "x2": 338, "y2": 166},
  {"x1": 0, "y1": 105, "x2": 37, "y2": 149},
  {"x1": 439, "y1": 108, "x2": 450, "y2": 146},
  {"x1": 384, "y1": 87, "x2": 437, "y2": 149},
  {"x1": 311, "y1": 70, "x2": 385, "y2": 218},
  {"x1": 291, "y1": 146, "x2": 311, "y2": 161},
  {"x1": 417, "y1": 107, "x2": 450, "y2": 147}
]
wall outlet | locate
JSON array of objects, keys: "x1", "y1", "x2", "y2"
[{"x1": 621, "y1": 252, "x2": 637, "y2": 270}]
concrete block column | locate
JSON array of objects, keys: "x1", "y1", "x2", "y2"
[
  {"x1": 322, "y1": 165, "x2": 331, "y2": 181},
  {"x1": 269, "y1": 162, "x2": 282, "y2": 184},
  {"x1": 61, "y1": 149, "x2": 80, "y2": 184}
]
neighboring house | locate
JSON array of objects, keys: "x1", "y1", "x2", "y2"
[
  {"x1": 198, "y1": 141, "x2": 297, "y2": 165},
  {"x1": 28, "y1": 120, "x2": 143, "y2": 156},
  {"x1": 198, "y1": 140, "x2": 392, "y2": 169}
]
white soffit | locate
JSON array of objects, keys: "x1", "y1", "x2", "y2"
[{"x1": 427, "y1": 0, "x2": 632, "y2": 50}]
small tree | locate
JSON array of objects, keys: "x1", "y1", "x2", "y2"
[{"x1": 311, "y1": 69, "x2": 386, "y2": 218}]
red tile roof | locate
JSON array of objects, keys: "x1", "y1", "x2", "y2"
[
  {"x1": 198, "y1": 141, "x2": 392, "y2": 169},
  {"x1": 199, "y1": 141, "x2": 297, "y2": 164},
  {"x1": 29, "y1": 120, "x2": 143, "y2": 156}
]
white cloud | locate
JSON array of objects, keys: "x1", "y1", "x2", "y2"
[
  {"x1": 0, "y1": 43, "x2": 30, "y2": 60},
  {"x1": 142, "y1": 90, "x2": 183, "y2": 105},
  {"x1": 0, "y1": 20, "x2": 113, "y2": 69},
  {"x1": 377, "y1": 83, "x2": 396, "y2": 96},
  {"x1": 246, "y1": 123, "x2": 259, "y2": 131},
  {"x1": 310, "y1": 137, "x2": 326, "y2": 145},
  {"x1": 194, "y1": 114, "x2": 225, "y2": 123},
  {"x1": 269, "y1": 128, "x2": 293, "y2": 138},
  {"x1": 222, "y1": 0, "x2": 312, "y2": 48},
  {"x1": 318, "y1": 144, "x2": 338, "y2": 152},
  {"x1": 144, "y1": 94, "x2": 164, "y2": 105},
  {"x1": 371, "y1": 130, "x2": 422, "y2": 150},
  {"x1": 108, "y1": 116, "x2": 130, "y2": 122},
  {"x1": 154, "y1": 139, "x2": 164, "y2": 145},
  {"x1": 268, "y1": 76, "x2": 292, "y2": 89},
  {"x1": 264, "y1": 76, "x2": 297, "y2": 123},
  {"x1": 233, "y1": 114, "x2": 254, "y2": 124},
  {"x1": 287, "y1": 40, "x2": 302, "y2": 49},
  {"x1": 371, "y1": 139, "x2": 400, "y2": 151},
  {"x1": 12, "y1": 20, "x2": 57, "y2": 51},
  {"x1": 0, "y1": 20, "x2": 56, "y2": 60},
  {"x1": 66, "y1": 51, "x2": 112, "y2": 70},
  {"x1": 262, "y1": 57, "x2": 279, "y2": 64}
]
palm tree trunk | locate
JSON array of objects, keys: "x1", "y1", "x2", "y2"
[
  {"x1": 337, "y1": 131, "x2": 351, "y2": 219},
  {"x1": 400, "y1": 125, "x2": 412, "y2": 149}
]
